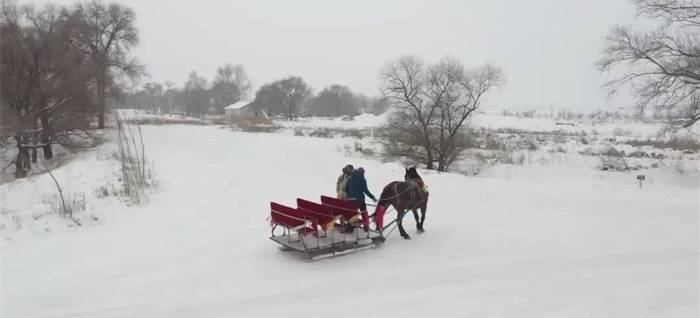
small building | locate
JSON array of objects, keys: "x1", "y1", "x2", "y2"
[{"x1": 224, "y1": 100, "x2": 254, "y2": 117}]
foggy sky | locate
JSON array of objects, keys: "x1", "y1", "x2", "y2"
[{"x1": 64, "y1": 0, "x2": 641, "y2": 110}]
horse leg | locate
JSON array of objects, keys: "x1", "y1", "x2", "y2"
[
  {"x1": 412, "y1": 209, "x2": 420, "y2": 230},
  {"x1": 397, "y1": 209, "x2": 410, "y2": 239},
  {"x1": 418, "y1": 206, "x2": 427, "y2": 233}
]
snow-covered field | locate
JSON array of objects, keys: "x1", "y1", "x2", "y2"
[
  {"x1": 471, "y1": 112, "x2": 667, "y2": 138},
  {"x1": 1, "y1": 122, "x2": 697, "y2": 317},
  {"x1": 278, "y1": 112, "x2": 389, "y2": 129}
]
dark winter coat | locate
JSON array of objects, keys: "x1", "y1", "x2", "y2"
[{"x1": 345, "y1": 169, "x2": 376, "y2": 203}]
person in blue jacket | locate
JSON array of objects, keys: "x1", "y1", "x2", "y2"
[{"x1": 345, "y1": 167, "x2": 376, "y2": 231}]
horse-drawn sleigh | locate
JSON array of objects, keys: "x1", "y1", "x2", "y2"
[{"x1": 268, "y1": 167, "x2": 429, "y2": 260}]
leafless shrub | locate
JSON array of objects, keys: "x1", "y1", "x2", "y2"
[
  {"x1": 113, "y1": 113, "x2": 152, "y2": 204},
  {"x1": 623, "y1": 136, "x2": 700, "y2": 152},
  {"x1": 231, "y1": 116, "x2": 277, "y2": 133},
  {"x1": 207, "y1": 115, "x2": 232, "y2": 126},
  {"x1": 309, "y1": 128, "x2": 333, "y2": 138},
  {"x1": 42, "y1": 161, "x2": 83, "y2": 225},
  {"x1": 42, "y1": 162, "x2": 68, "y2": 216},
  {"x1": 352, "y1": 142, "x2": 375, "y2": 157},
  {"x1": 612, "y1": 128, "x2": 633, "y2": 137},
  {"x1": 525, "y1": 139, "x2": 539, "y2": 151},
  {"x1": 473, "y1": 149, "x2": 525, "y2": 166},
  {"x1": 482, "y1": 135, "x2": 507, "y2": 151},
  {"x1": 554, "y1": 146, "x2": 567, "y2": 153},
  {"x1": 599, "y1": 156, "x2": 630, "y2": 171},
  {"x1": 122, "y1": 115, "x2": 206, "y2": 126},
  {"x1": 601, "y1": 147, "x2": 626, "y2": 157},
  {"x1": 340, "y1": 129, "x2": 364, "y2": 139}
]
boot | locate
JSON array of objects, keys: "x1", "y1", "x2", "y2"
[
  {"x1": 374, "y1": 205, "x2": 386, "y2": 231},
  {"x1": 361, "y1": 211, "x2": 369, "y2": 231}
]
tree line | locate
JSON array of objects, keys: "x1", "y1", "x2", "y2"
[{"x1": 122, "y1": 72, "x2": 389, "y2": 119}]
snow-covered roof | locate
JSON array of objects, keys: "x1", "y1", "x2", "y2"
[{"x1": 224, "y1": 100, "x2": 252, "y2": 110}]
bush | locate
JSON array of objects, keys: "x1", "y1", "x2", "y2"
[
  {"x1": 484, "y1": 138, "x2": 506, "y2": 151},
  {"x1": 231, "y1": 116, "x2": 273, "y2": 129},
  {"x1": 623, "y1": 136, "x2": 700, "y2": 152},
  {"x1": 340, "y1": 129, "x2": 364, "y2": 139},
  {"x1": 599, "y1": 156, "x2": 629, "y2": 171},
  {"x1": 525, "y1": 139, "x2": 538, "y2": 151},
  {"x1": 309, "y1": 128, "x2": 333, "y2": 138},
  {"x1": 601, "y1": 146, "x2": 625, "y2": 157}
]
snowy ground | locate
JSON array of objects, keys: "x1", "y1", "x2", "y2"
[
  {"x1": 1, "y1": 124, "x2": 697, "y2": 317},
  {"x1": 471, "y1": 112, "x2": 667, "y2": 138}
]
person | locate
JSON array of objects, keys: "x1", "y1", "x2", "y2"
[
  {"x1": 345, "y1": 167, "x2": 376, "y2": 231},
  {"x1": 336, "y1": 164, "x2": 353, "y2": 199}
]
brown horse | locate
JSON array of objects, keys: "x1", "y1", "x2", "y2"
[{"x1": 375, "y1": 167, "x2": 429, "y2": 239}]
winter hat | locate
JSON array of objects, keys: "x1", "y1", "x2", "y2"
[
  {"x1": 343, "y1": 164, "x2": 353, "y2": 174},
  {"x1": 357, "y1": 167, "x2": 365, "y2": 174}
]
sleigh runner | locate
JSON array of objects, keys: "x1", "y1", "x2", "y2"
[{"x1": 269, "y1": 196, "x2": 384, "y2": 259}]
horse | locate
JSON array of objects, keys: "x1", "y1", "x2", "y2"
[{"x1": 375, "y1": 167, "x2": 429, "y2": 239}]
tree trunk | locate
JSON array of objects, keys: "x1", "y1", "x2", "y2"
[
  {"x1": 97, "y1": 75, "x2": 106, "y2": 129},
  {"x1": 437, "y1": 160, "x2": 446, "y2": 172},
  {"x1": 31, "y1": 118, "x2": 38, "y2": 163},
  {"x1": 40, "y1": 113, "x2": 53, "y2": 159},
  {"x1": 14, "y1": 135, "x2": 30, "y2": 178},
  {"x1": 424, "y1": 130, "x2": 435, "y2": 170},
  {"x1": 426, "y1": 154, "x2": 434, "y2": 170}
]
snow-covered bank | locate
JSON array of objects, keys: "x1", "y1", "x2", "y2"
[
  {"x1": 0, "y1": 143, "x2": 122, "y2": 246},
  {"x1": 1, "y1": 125, "x2": 697, "y2": 317}
]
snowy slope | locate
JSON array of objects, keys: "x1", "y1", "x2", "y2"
[{"x1": 1, "y1": 125, "x2": 698, "y2": 317}]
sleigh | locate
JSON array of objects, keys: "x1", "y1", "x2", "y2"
[{"x1": 269, "y1": 195, "x2": 384, "y2": 259}]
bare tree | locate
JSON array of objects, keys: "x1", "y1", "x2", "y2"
[
  {"x1": 278, "y1": 76, "x2": 311, "y2": 120},
  {"x1": 1, "y1": 1, "x2": 96, "y2": 178},
  {"x1": 142, "y1": 82, "x2": 163, "y2": 113},
  {"x1": 72, "y1": 0, "x2": 142, "y2": 128},
  {"x1": 251, "y1": 82, "x2": 285, "y2": 116},
  {"x1": 380, "y1": 56, "x2": 503, "y2": 171},
  {"x1": 306, "y1": 84, "x2": 359, "y2": 117},
  {"x1": 599, "y1": 0, "x2": 700, "y2": 128},
  {"x1": 211, "y1": 64, "x2": 251, "y2": 115},
  {"x1": 182, "y1": 71, "x2": 209, "y2": 116}
]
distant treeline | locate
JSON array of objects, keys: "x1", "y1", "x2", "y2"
[{"x1": 120, "y1": 71, "x2": 389, "y2": 119}]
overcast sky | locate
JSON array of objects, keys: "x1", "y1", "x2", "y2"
[{"x1": 73, "y1": 0, "x2": 639, "y2": 110}]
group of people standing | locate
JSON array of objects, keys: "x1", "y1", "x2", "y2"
[{"x1": 335, "y1": 164, "x2": 384, "y2": 232}]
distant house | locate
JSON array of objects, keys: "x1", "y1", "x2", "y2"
[
  {"x1": 224, "y1": 100, "x2": 253, "y2": 117},
  {"x1": 224, "y1": 100, "x2": 270, "y2": 119}
]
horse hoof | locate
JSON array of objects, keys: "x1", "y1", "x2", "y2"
[
  {"x1": 401, "y1": 234, "x2": 411, "y2": 240},
  {"x1": 417, "y1": 228, "x2": 425, "y2": 233}
]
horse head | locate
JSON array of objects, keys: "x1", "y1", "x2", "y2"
[{"x1": 404, "y1": 166, "x2": 420, "y2": 181}]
